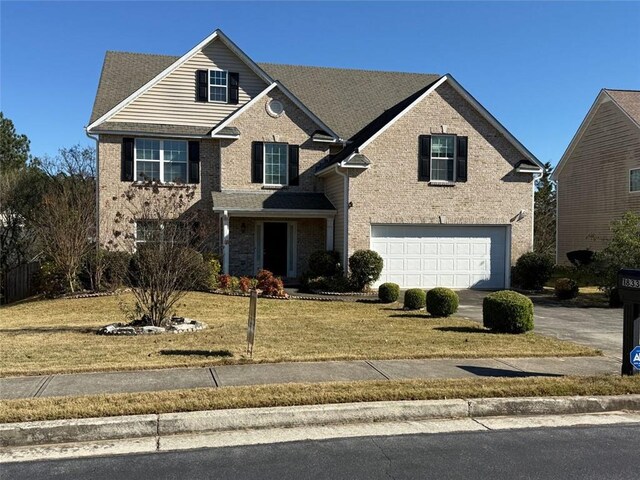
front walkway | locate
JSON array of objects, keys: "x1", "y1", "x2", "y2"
[{"x1": 1, "y1": 356, "x2": 620, "y2": 400}]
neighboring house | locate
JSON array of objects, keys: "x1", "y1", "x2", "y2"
[
  {"x1": 552, "y1": 89, "x2": 640, "y2": 264},
  {"x1": 87, "y1": 29, "x2": 542, "y2": 289}
]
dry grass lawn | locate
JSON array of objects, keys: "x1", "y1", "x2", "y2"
[
  {"x1": 0, "y1": 292, "x2": 598, "y2": 377},
  {"x1": 1, "y1": 375, "x2": 638, "y2": 424}
]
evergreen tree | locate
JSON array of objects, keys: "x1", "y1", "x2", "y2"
[{"x1": 534, "y1": 162, "x2": 556, "y2": 258}]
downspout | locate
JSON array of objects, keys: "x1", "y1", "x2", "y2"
[
  {"x1": 85, "y1": 129, "x2": 100, "y2": 249},
  {"x1": 334, "y1": 164, "x2": 349, "y2": 275}
]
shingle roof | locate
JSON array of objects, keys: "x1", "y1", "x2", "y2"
[
  {"x1": 89, "y1": 51, "x2": 440, "y2": 140},
  {"x1": 258, "y1": 63, "x2": 440, "y2": 139},
  {"x1": 606, "y1": 89, "x2": 640, "y2": 126},
  {"x1": 212, "y1": 191, "x2": 336, "y2": 211},
  {"x1": 90, "y1": 51, "x2": 176, "y2": 124},
  {"x1": 92, "y1": 122, "x2": 211, "y2": 136}
]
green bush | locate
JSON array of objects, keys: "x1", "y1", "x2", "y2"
[
  {"x1": 38, "y1": 261, "x2": 68, "y2": 297},
  {"x1": 554, "y1": 277, "x2": 579, "y2": 300},
  {"x1": 483, "y1": 290, "x2": 534, "y2": 334},
  {"x1": 378, "y1": 283, "x2": 400, "y2": 303},
  {"x1": 200, "y1": 253, "x2": 221, "y2": 291},
  {"x1": 404, "y1": 288, "x2": 426, "y2": 310},
  {"x1": 305, "y1": 275, "x2": 354, "y2": 293},
  {"x1": 426, "y1": 287, "x2": 459, "y2": 317},
  {"x1": 307, "y1": 250, "x2": 342, "y2": 278},
  {"x1": 96, "y1": 251, "x2": 131, "y2": 290},
  {"x1": 349, "y1": 250, "x2": 384, "y2": 291},
  {"x1": 513, "y1": 252, "x2": 554, "y2": 290}
]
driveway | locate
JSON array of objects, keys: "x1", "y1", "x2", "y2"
[{"x1": 457, "y1": 290, "x2": 623, "y2": 359}]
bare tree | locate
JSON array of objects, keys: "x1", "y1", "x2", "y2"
[
  {"x1": 114, "y1": 182, "x2": 209, "y2": 326},
  {"x1": 32, "y1": 146, "x2": 96, "y2": 293}
]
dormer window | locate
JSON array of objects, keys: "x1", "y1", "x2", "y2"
[{"x1": 209, "y1": 70, "x2": 228, "y2": 103}]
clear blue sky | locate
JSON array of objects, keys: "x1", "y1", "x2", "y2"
[{"x1": 2, "y1": 1, "x2": 639, "y2": 165}]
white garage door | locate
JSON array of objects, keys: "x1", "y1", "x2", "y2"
[{"x1": 371, "y1": 225, "x2": 509, "y2": 289}]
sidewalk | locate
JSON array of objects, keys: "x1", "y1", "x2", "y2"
[{"x1": 1, "y1": 356, "x2": 621, "y2": 400}]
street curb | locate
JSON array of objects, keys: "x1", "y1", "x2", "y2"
[{"x1": 1, "y1": 395, "x2": 639, "y2": 448}]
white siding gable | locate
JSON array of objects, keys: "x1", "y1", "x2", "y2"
[{"x1": 111, "y1": 39, "x2": 268, "y2": 127}]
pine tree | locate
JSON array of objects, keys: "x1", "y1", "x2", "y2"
[{"x1": 534, "y1": 162, "x2": 556, "y2": 258}]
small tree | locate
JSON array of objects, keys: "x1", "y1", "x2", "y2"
[
  {"x1": 115, "y1": 182, "x2": 210, "y2": 326},
  {"x1": 590, "y1": 212, "x2": 640, "y2": 296},
  {"x1": 32, "y1": 147, "x2": 96, "y2": 293},
  {"x1": 534, "y1": 162, "x2": 556, "y2": 258}
]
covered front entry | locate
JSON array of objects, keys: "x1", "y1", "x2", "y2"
[
  {"x1": 212, "y1": 191, "x2": 337, "y2": 278},
  {"x1": 371, "y1": 224, "x2": 510, "y2": 289}
]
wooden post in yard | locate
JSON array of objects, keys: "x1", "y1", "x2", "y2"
[{"x1": 247, "y1": 289, "x2": 258, "y2": 357}]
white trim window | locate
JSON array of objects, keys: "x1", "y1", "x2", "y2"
[
  {"x1": 431, "y1": 135, "x2": 456, "y2": 182},
  {"x1": 134, "y1": 139, "x2": 187, "y2": 183},
  {"x1": 264, "y1": 143, "x2": 288, "y2": 186},
  {"x1": 135, "y1": 220, "x2": 162, "y2": 245},
  {"x1": 209, "y1": 69, "x2": 228, "y2": 103},
  {"x1": 630, "y1": 168, "x2": 640, "y2": 193}
]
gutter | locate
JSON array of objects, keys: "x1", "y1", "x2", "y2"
[
  {"x1": 334, "y1": 165, "x2": 350, "y2": 275},
  {"x1": 85, "y1": 128, "x2": 100, "y2": 249}
]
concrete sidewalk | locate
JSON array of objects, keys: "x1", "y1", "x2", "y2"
[{"x1": 0, "y1": 356, "x2": 621, "y2": 400}]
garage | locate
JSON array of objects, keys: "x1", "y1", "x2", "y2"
[{"x1": 370, "y1": 225, "x2": 509, "y2": 289}]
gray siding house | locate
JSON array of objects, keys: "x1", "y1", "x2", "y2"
[{"x1": 87, "y1": 29, "x2": 543, "y2": 289}]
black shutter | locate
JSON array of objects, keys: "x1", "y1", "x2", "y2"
[
  {"x1": 121, "y1": 137, "x2": 134, "y2": 182},
  {"x1": 252, "y1": 142, "x2": 264, "y2": 183},
  {"x1": 456, "y1": 136, "x2": 468, "y2": 183},
  {"x1": 418, "y1": 135, "x2": 431, "y2": 181},
  {"x1": 288, "y1": 145, "x2": 299, "y2": 186},
  {"x1": 228, "y1": 72, "x2": 239, "y2": 104},
  {"x1": 196, "y1": 70, "x2": 208, "y2": 102},
  {"x1": 188, "y1": 141, "x2": 200, "y2": 184}
]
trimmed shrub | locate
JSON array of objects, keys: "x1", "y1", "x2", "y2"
[
  {"x1": 404, "y1": 288, "x2": 426, "y2": 310},
  {"x1": 239, "y1": 276, "x2": 252, "y2": 293},
  {"x1": 566, "y1": 250, "x2": 594, "y2": 267},
  {"x1": 256, "y1": 269, "x2": 286, "y2": 297},
  {"x1": 201, "y1": 253, "x2": 221, "y2": 290},
  {"x1": 349, "y1": 250, "x2": 384, "y2": 291},
  {"x1": 483, "y1": 290, "x2": 534, "y2": 333},
  {"x1": 378, "y1": 283, "x2": 400, "y2": 303},
  {"x1": 307, "y1": 250, "x2": 342, "y2": 278},
  {"x1": 513, "y1": 252, "x2": 554, "y2": 290},
  {"x1": 218, "y1": 274, "x2": 232, "y2": 290},
  {"x1": 554, "y1": 278, "x2": 579, "y2": 300},
  {"x1": 305, "y1": 275, "x2": 354, "y2": 293},
  {"x1": 426, "y1": 287, "x2": 459, "y2": 317}
]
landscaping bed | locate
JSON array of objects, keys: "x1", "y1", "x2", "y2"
[{"x1": 0, "y1": 292, "x2": 599, "y2": 377}]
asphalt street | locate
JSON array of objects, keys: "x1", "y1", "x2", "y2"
[{"x1": 3, "y1": 424, "x2": 638, "y2": 480}]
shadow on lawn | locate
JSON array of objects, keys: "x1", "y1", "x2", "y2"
[
  {"x1": 434, "y1": 326, "x2": 491, "y2": 334},
  {"x1": 160, "y1": 349, "x2": 233, "y2": 358},
  {"x1": 0, "y1": 326, "x2": 95, "y2": 334}
]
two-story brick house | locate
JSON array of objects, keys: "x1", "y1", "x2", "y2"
[{"x1": 87, "y1": 29, "x2": 542, "y2": 289}]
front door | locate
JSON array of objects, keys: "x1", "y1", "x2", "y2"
[{"x1": 263, "y1": 222, "x2": 288, "y2": 276}]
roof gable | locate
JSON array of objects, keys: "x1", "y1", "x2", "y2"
[
  {"x1": 87, "y1": 29, "x2": 274, "y2": 130},
  {"x1": 552, "y1": 89, "x2": 640, "y2": 180},
  {"x1": 318, "y1": 74, "x2": 542, "y2": 174}
]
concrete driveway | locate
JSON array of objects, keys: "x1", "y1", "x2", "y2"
[{"x1": 456, "y1": 290, "x2": 623, "y2": 359}]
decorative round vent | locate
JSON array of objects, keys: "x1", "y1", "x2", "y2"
[{"x1": 266, "y1": 99, "x2": 284, "y2": 117}]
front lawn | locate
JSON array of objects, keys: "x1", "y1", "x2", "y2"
[{"x1": 0, "y1": 292, "x2": 598, "y2": 377}]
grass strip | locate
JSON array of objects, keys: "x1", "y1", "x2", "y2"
[{"x1": 1, "y1": 375, "x2": 638, "y2": 424}]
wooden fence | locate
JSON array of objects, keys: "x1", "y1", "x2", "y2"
[{"x1": 2, "y1": 262, "x2": 40, "y2": 305}]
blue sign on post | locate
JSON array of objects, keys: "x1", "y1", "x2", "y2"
[{"x1": 632, "y1": 346, "x2": 640, "y2": 371}]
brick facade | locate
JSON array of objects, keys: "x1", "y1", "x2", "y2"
[{"x1": 345, "y1": 82, "x2": 534, "y2": 263}]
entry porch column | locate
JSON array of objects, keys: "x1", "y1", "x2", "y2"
[{"x1": 222, "y1": 210, "x2": 230, "y2": 274}]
